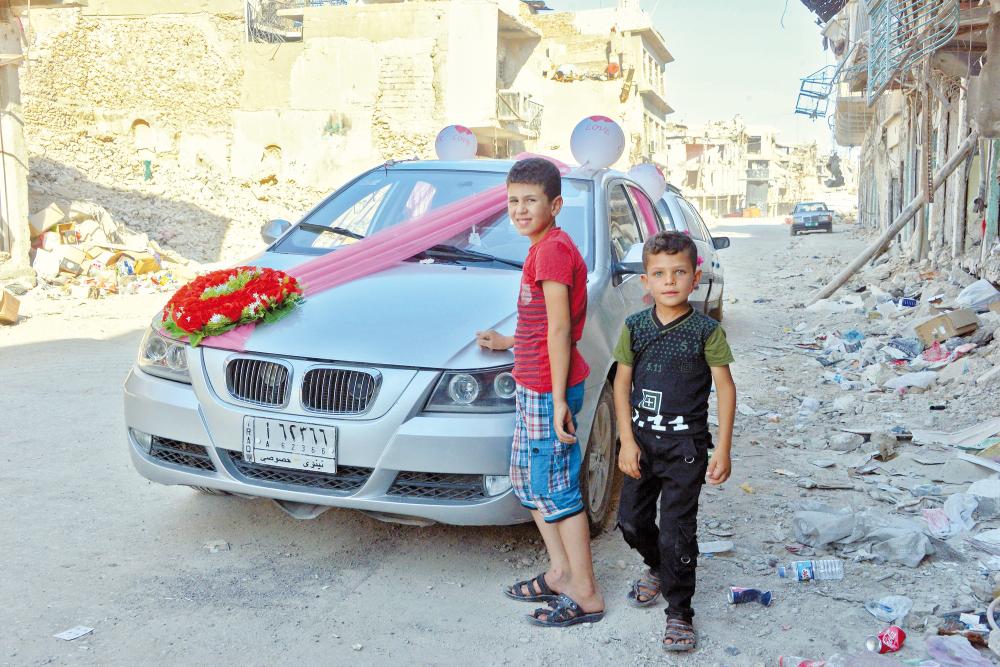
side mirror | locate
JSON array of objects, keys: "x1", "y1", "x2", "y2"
[
  {"x1": 614, "y1": 242, "x2": 645, "y2": 275},
  {"x1": 712, "y1": 236, "x2": 731, "y2": 250},
  {"x1": 261, "y1": 219, "x2": 292, "y2": 244}
]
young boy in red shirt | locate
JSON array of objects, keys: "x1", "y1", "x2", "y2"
[{"x1": 476, "y1": 157, "x2": 603, "y2": 627}]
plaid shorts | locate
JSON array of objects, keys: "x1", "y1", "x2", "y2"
[{"x1": 510, "y1": 382, "x2": 586, "y2": 523}]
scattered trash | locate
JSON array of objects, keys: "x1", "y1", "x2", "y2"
[
  {"x1": 883, "y1": 371, "x2": 937, "y2": 391},
  {"x1": 727, "y1": 586, "x2": 772, "y2": 606},
  {"x1": 352, "y1": 643, "x2": 363, "y2": 651},
  {"x1": 203, "y1": 540, "x2": 230, "y2": 553},
  {"x1": 865, "y1": 625, "x2": 906, "y2": 654},
  {"x1": 864, "y1": 595, "x2": 913, "y2": 623},
  {"x1": 925, "y1": 634, "x2": 993, "y2": 666},
  {"x1": 740, "y1": 482, "x2": 755, "y2": 494},
  {"x1": 53, "y1": 626, "x2": 94, "y2": 641},
  {"x1": 699, "y1": 540, "x2": 735, "y2": 555},
  {"x1": 0, "y1": 290, "x2": 19, "y2": 325},
  {"x1": 913, "y1": 309, "x2": 979, "y2": 346},
  {"x1": 912, "y1": 419, "x2": 1000, "y2": 449},
  {"x1": 922, "y1": 494, "x2": 977, "y2": 538},
  {"x1": 792, "y1": 504, "x2": 934, "y2": 567},
  {"x1": 777, "y1": 559, "x2": 845, "y2": 581}
]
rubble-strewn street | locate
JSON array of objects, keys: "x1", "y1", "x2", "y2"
[{"x1": 6, "y1": 218, "x2": 1000, "y2": 666}]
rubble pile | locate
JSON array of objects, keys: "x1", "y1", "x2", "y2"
[{"x1": 726, "y1": 246, "x2": 1000, "y2": 663}]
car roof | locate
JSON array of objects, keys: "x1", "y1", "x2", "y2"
[{"x1": 385, "y1": 158, "x2": 628, "y2": 184}]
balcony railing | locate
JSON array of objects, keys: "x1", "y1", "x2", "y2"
[
  {"x1": 497, "y1": 90, "x2": 544, "y2": 137},
  {"x1": 245, "y1": 0, "x2": 347, "y2": 43}
]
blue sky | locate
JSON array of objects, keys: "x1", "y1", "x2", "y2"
[{"x1": 547, "y1": 0, "x2": 836, "y2": 150}]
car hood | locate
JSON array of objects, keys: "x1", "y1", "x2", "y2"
[{"x1": 236, "y1": 253, "x2": 521, "y2": 369}]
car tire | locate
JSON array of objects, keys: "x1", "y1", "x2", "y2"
[
  {"x1": 188, "y1": 486, "x2": 230, "y2": 496},
  {"x1": 790, "y1": 228, "x2": 797, "y2": 236},
  {"x1": 580, "y1": 382, "x2": 620, "y2": 536}
]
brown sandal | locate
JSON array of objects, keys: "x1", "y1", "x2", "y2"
[
  {"x1": 626, "y1": 568, "x2": 661, "y2": 607},
  {"x1": 662, "y1": 618, "x2": 697, "y2": 652}
]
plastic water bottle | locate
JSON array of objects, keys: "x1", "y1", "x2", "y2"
[{"x1": 777, "y1": 559, "x2": 844, "y2": 582}]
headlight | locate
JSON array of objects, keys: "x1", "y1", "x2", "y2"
[
  {"x1": 425, "y1": 367, "x2": 516, "y2": 413},
  {"x1": 138, "y1": 326, "x2": 192, "y2": 383}
]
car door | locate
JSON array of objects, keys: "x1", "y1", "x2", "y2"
[
  {"x1": 607, "y1": 182, "x2": 647, "y2": 310},
  {"x1": 678, "y1": 198, "x2": 720, "y2": 283}
]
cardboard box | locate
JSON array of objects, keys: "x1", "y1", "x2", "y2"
[
  {"x1": 0, "y1": 290, "x2": 19, "y2": 324},
  {"x1": 55, "y1": 245, "x2": 87, "y2": 275},
  {"x1": 55, "y1": 222, "x2": 78, "y2": 245},
  {"x1": 913, "y1": 308, "x2": 979, "y2": 345},
  {"x1": 28, "y1": 202, "x2": 67, "y2": 238}
]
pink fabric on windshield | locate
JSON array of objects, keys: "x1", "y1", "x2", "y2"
[
  {"x1": 626, "y1": 185, "x2": 659, "y2": 236},
  {"x1": 203, "y1": 184, "x2": 508, "y2": 350},
  {"x1": 199, "y1": 155, "x2": 572, "y2": 351}
]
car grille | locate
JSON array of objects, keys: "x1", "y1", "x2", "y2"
[
  {"x1": 301, "y1": 367, "x2": 380, "y2": 415},
  {"x1": 226, "y1": 358, "x2": 290, "y2": 408},
  {"x1": 387, "y1": 471, "x2": 486, "y2": 501},
  {"x1": 224, "y1": 450, "x2": 371, "y2": 493},
  {"x1": 149, "y1": 437, "x2": 216, "y2": 471}
]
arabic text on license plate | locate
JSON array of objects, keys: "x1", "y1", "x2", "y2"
[{"x1": 243, "y1": 416, "x2": 337, "y2": 473}]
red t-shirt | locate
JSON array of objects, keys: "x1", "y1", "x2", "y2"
[{"x1": 512, "y1": 227, "x2": 590, "y2": 393}]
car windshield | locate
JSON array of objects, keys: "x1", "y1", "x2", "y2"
[
  {"x1": 794, "y1": 202, "x2": 828, "y2": 213},
  {"x1": 273, "y1": 168, "x2": 595, "y2": 269}
]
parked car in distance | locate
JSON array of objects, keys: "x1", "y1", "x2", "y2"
[
  {"x1": 655, "y1": 184, "x2": 730, "y2": 321},
  {"x1": 790, "y1": 201, "x2": 834, "y2": 236},
  {"x1": 124, "y1": 158, "x2": 685, "y2": 532}
]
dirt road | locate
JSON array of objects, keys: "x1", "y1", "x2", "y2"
[{"x1": 7, "y1": 220, "x2": 971, "y2": 666}]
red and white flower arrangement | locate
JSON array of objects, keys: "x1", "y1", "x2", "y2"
[{"x1": 161, "y1": 266, "x2": 303, "y2": 346}]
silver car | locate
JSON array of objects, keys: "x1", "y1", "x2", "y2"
[{"x1": 123, "y1": 159, "x2": 670, "y2": 530}]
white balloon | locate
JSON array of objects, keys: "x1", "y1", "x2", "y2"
[
  {"x1": 570, "y1": 116, "x2": 625, "y2": 169},
  {"x1": 628, "y1": 162, "x2": 667, "y2": 200},
  {"x1": 435, "y1": 125, "x2": 478, "y2": 161}
]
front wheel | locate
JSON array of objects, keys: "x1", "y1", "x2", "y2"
[{"x1": 580, "y1": 382, "x2": 620, "y2": 536}]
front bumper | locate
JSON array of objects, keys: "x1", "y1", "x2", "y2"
[
  {"x1": 792, "y1": 221, "x2": 832, "y2": 233},
  {"x1": 123, "y1": 365, "x2": 529, "y2": 526}
]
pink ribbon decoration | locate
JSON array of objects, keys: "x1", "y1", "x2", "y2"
[{"x1": 182, "y1": 153, "x2": 571, "y2": 351}]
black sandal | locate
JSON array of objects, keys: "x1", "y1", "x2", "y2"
[
  {"x1": 526, "y1": 594, "x2": 605, "y2": 628},
  {"x1": 504, "y1": 573, "x2": 557, "y2": 603},
  {"x1": 662, "y1": 618, "x2": 697, "y2": 652},
  {"x1": 626, "y1": 568, "x2": 661, "y2": 607}
]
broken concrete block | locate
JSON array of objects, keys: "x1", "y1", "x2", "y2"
[
  {"x1": 829, "y1": 432, "x2": 865, "y2": 452},
  {"x1": 832, "y1": 395, "x2": 857, "y2": 412},
  {"x1": 969, "y1": 478, "x2": 1000, "y2": 519}
]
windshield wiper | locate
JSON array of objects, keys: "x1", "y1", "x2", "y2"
[
  {"x1": 418, "y1": 244, "x2": 523, "y2": 269},
  {"x1": 298, "y1": 223, "x2": 366, "y2": 241}
]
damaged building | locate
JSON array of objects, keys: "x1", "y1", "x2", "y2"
[{"x1": 799, "y1": 0, "x2": 1000, "y2": 283}]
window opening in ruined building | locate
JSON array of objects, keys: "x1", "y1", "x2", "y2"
[
  {"x1": 748, "y1": 136, "x2": 762, "y2": 154},
  {"x1": 685, "y1": 170, "x2": 699, "y2": 189}
]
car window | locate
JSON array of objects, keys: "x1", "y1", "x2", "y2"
[
  {"x1": 625, "y1": 185, "x2": 659, "y2": 238},
  {"x1": 682, "y1": 199, "x2": 713, "y2": 241},
  {"x1": 654, "y1": 199, "x2": 679, "y2": 231},
  {"x1": 794, "y1": 202, "x2": 828, "y2": 213},
  {"x1": 607, "y1": 184, "x2": 643, "y2": 260},
  {"x1": 677, "y1": 199, "x2": 707, "y2": 242},
  {"x1": 273, "y1": 169, "x2": 595, "y2": 269}
]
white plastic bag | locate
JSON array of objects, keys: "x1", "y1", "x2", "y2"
[{"x1": 956, "y1": 279, "x2": 1000, "y2": 312}]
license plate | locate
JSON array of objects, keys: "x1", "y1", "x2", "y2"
[
  {"x1": 242, "y1": 416, "x2": 337, "y2": 473},
  {"x1": 806, "y1": 221, "x2": 818, "y2": 227}
]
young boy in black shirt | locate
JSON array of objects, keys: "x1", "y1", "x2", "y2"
[{"x1": 612, "y1": 231, "x2": 736, "y2": 652}]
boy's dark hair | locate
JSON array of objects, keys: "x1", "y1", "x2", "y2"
[
  {"x1": 507, "y1": 157, "x2": 561, "y2": 200},
  {"x1": 642, "y1": 231, "x2": 699, "y2": 271}
]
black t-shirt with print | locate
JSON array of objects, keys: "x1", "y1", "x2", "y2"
[{"x1": 613, "y1": 307, "x2": 734, "y2": 437}]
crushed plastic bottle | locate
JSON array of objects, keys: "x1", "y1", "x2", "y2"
[
  {"x1": 777, "y1": 559, "x2": 844, "y2": 581},
  {"x1": 864, "y1": 595, "x2": 913, "y2": 623}
]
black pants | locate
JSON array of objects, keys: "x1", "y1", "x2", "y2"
[{"x1": 617, "y1": 430, "x2": 710, "y2": 622}]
